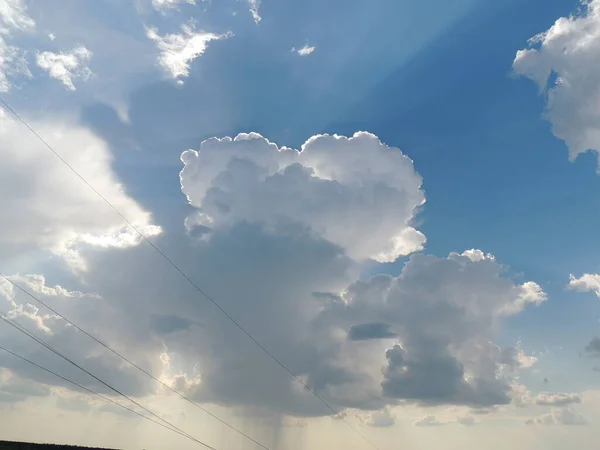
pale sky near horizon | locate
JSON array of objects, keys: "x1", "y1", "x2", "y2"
[{"x1": 2, "y1": 0, "x2": 600, "y2": 449}]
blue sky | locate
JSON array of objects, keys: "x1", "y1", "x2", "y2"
[{"x1": 2, "y1": 0, "x2": 600, "y2": 449}]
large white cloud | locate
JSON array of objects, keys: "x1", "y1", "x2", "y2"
[
  {"x1": 0, "y1": 110, "x2": 160, "y2": 269},
  {"x1": 513, "y1": 0, "x2": 600, "y2": 167},
  {"x1": 180, "y1": 132, "x2": 426, "y2": 263},
  {"x1": 0, "y1": 130, "x2": 546, "y2": 421}
]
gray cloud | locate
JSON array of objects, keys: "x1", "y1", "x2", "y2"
[
  {"x1": 348, "y1": 323, "x2": 397, "y2": 341},
  {"x1": 585, "y1": 337, "x2": 600, "y2": 357}
]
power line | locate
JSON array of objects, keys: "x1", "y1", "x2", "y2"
[
  {"x1": 0, "y1": 343, "x2": 214, "y2": 447},
  {"x1": 1, "y1": 275, "x2": 270, "y2": 450},
  {"x1": 0, "y1": 99, "x2": 380, "y2": 450},
  {"x1": 0, "y1": 315, "x2": 217, "y2": 450}
]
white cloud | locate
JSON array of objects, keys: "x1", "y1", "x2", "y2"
[
  {"x1": 0, "y1": 35, "x2": 29, "y2": 91},
  {"x1": 367, "y1": 407, "x2": 395, "y2": 427},
  {"x1": 526, "y1": 407, "x2": 587, "y2": 426},
  {"x1": 180, "y1": 132, "x2": 426, "y2": 263},
  {"x1": 146, "y1": 23, "x2": 232, "y2": 80},
  {"x1": 513, "y1": 0, "x2": 600, "y2": 167},
  {"x1": 414, "y1": 415, "x2": 446, "y2": 426},
  {"x1": 294, "y1": 45, "x2": 315, "y2": 56},
  {"x1": 0, "y1": 0, "x2": 35, "y2": 33},
  {"x1": 568, "y1": 273, "x2": 600, "y2": 297},
  {"x1": 0, "y1": 0, "x2": 34, "y2": 92},
  {"x1": 535, "y1": 392, "x2": 582, "y2": 406},
  {"x1": 151, "y1": 0, "x2": 195, "y2": 11},
  {"x1": 48, "y1": 32, "x2": 55, "y2": 41},
  {"x1": 248, "y1": 0, "x2": 261, "y2": 23},
  {"x1": 457, "y1": 415, "x2": 477, "y2": 426},
  {"x1": 0, "y1": 127, "x2": 546, "y2": 419},
  {"x1": 0, "y1": 110, "x2": 160, "y2": 269},
  {"x1": 36, "y1": 46, "x2": 93, "y2": 91}
]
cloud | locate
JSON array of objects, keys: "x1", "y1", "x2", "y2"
[
  {"x1": 367, "y1": 406, "x2": 395, "y2": 427},
  {"x1": 294, "y1": 45, "x2": 316, "y2": 56},
  {"x1": 248, "y1": 0, "x2": 261, "y2": 23},
  {"x1": 585, "y1": 337, "x2": 600, "y2": 357},
  {"x1": 0, "y1": 129, "x2": 546, "y2": 418},
  {"x1": 180, "y1": 132, "x2": 426, "y2": 263},
  {"x1": 0, "y1": 110, "x2": 160, "y2": 269},
  {"x1": 513, "y1": 0, "x2": 600, "y2": 167},
  {"x1": 146, "y1": 23, "x2": 232, "y2": 80},
  {"x1": 457, "y1": 415, "x2": 477, "y2": 426},
  {"x1": 330, "y1": 250, "x2": 545, "y2": 408},
  {"x1": 151, "y1": 0, "x2": 195, "y2": 11},
  {"x1": 77, "y1": 240, "x2": 544, "y2": 416},
  {"x1": 0, "y1": 0, "x2": 35, "y2": 32},
  {"x1": 0, "y1": 0, "x2": 35, "y2": 91},
  {"x1": 0, "y1": 34, "x2": 29, "y2": 91},
  {"x1": 526, "y1": 407, "x2": 587, "y2": 426},
  {"x1": 414, "y1": 414, "x2": 476, "y2": 426},
  {"x1": 0, "y1": 275, "x2": 159, "y2": 398},
  {"x1": 568, "y1": 273, "x2": 600, "y2": 297},
  {"x1": 534, "y1": 392, "x2": 582, "y2": 407},
  {"x1": 36, "y1": 46, "x2": 93, "y2": 91},
  {"x1": 414, "y1": 415, "x2": 445, "y2": 427},
  {"x1": 347, "y1": 323, "x2": 397, "y2": 341}
]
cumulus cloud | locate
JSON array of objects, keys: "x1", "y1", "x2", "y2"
[
  {"x1": 0, "y1": 129, "x2": 546, "y2": 420},
  {"x1": 0, "y1": 0, "x2": 34, "y2": 91},
  {"x1": 0, "y1": 110, "x2": 160, "y2": 269},
  {"x1": 526, "y1": 408, "x2": 587, "y2": 426},
  {"x1": 293, "y1": 45, "x2": 316, "y2": 56},
  {"x1": 74, "y1": 237, "x2": 545, "y2": 416},
  {"x1": 180, "y1": 132, "x2": 426, "y2": 263},
  {"x1": 367, "y1": 407, "x2": 395, "y2": 427},
  {"x1": 568, "y1": 273, "x2": 600, "y2": 297},
  {"x1": 513, "y1": 0, "x2": 600, "y2": 167},
  {"x1": 147, "y1": 23, "x2": 232, "y2": 80},
  {"x1": 36, "y1": 46, "x2": 93, "y2": 91},
  {"x1": 324, "y1": 250, "x2": 546, "y2": 408}
]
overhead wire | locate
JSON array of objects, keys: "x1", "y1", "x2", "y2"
[
  {"x1": 0, "y1": 274, "x2": 270, "y2": 450},
  {"x1": 0, "y1": 314, "x2": 217, "y2": 450},
  {"x1": 0, "y1": 98, "x2": 380, "y2": 450},
  {"x1": 0, "y1": 343, "x2": 214, "y2": 447}
]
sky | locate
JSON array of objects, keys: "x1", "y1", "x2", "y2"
[{"x1": 1, "y1": 0, "x2": 600, "y2": 449}]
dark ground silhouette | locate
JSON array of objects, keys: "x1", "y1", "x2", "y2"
[{"x1": 0, "y1": 441, "x2": 119, "y2": 450}]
